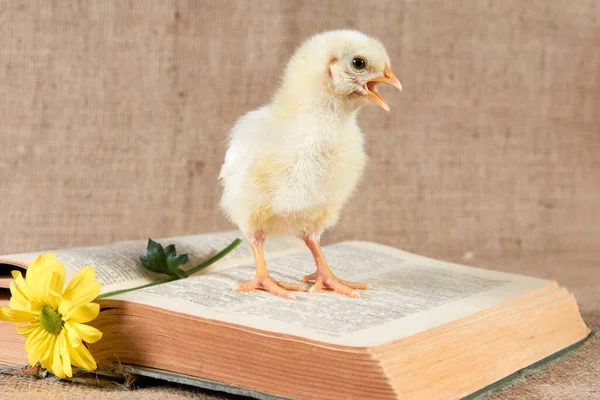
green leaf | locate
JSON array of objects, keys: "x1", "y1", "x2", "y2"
[
  {"x1": 164, "y1": 244, "x2": 189, "y2": 278},
  {"x1": 140, "y1": 239, "x2": 189, "y2": 278}
]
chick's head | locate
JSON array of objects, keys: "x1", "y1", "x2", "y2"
[{"x1": 277, "y1": 30, "x2": 402, "y2": 113}]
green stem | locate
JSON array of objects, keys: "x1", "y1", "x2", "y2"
[
  {"x1": 183, "y1": 238, "x2": 242, "y2": 277},
  {"x1": 95, "y1": 276, "x2": 177, "y2": 299},
  {"x1": 95, "y1": 238, "x2": 243, "y2": 300}
]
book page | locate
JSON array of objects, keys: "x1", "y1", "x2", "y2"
[
  {"x1": 115, "y1": 241, "x2": 551, "y2": 347},
  {"x1": 0, "y1": 231, "x2": 304, "y2": 291}
]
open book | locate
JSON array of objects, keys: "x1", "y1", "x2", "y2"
[{"x1": 0, "y1": 231, "x2": 590, "y2": 399}]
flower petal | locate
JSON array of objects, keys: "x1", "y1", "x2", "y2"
[
  {"x1": 58, "y1": 331, "x2": 72, "y2": 377},
  {"x1": 44, "y1": 268, "x2": 66, "y2": 293},
  {"x1": 9, "y1": 282, "x2": 31, "y2": 312},
  {"x1": 24, "y1": 325, "x2": 46, "y2": 366},
  {"x1": 63, "y1": 267, "x2": 101, "y2": 304},
  {"x1": 24, "y1": 325, "x2": 44, "y2": 349},
  {"x1": 51, "y1": 334, "x2": 66, "y2": 378},
  {"x1": 64, "y1": 321, "x2": 82, "y2": 348},
  {"x1": 40, "y1": 356, "x2": 52, "y2": 372},
  {"x1": 43, "y1": 334, "x2": 56, "y2": 362},
  {"x1": 39, "y1": 335, "x2": 56, "y2": 371},
  {"x1": 25, "y1": 254, "x2": 52, "y2": 298},
  {"x1": 68, "y1": 322, "x2": 102, "y2": 344},
  {"x1": 11, "y1": 271, "x2": 42, "y2": 311},
  {"x1": 66, "y1": 339, "x2": 97, "y2": 371},
  {"x1": 26, "y1": 253, "x2": 65, "y2": 307},
  {"x1": 65, "y1": 303, "x2": 100, "y2": 324},
  {"x1": 25, "y1": 327, "x2": 57, "y2": 369},
  {"x1": 26, "y1": 253, "x2": 67, "y2": 306},
  {"x1": 43, "y1": 272, "x2": 65, "y2": 308},
  {"x1": 60, "y1": 305, "x2": 76, "y2": 322},
  {"x1": 48, "y1": 266, "x2": 66, "y2": 295},
  {"x1": 58, "y1": 299, "x2": 76, "y2": 321},
  {"x1": 10, "y1": 272, "x2": 31, "y2": 300},
  {"x1": 0, "y1": 307, "x2": 38, "y2": 323},
  {"x1": 16, "y1": 322, "x2": 40, "y2": 337}
]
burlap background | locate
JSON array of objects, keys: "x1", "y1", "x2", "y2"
[{"x1": 0, "y1": 1, "x2": 598, "y2": 399}]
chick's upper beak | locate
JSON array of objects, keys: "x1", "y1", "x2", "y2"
[{"x1": 365, "y1": 63, "x2": 402, "y2": 112}]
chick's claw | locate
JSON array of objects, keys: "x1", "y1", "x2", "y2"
[
  {"x1": 235, "y1": 276, "x2": 307, "y2": 300},
  {"x1": 301, "y1": 272, "x2": 318, "y2": 283}
]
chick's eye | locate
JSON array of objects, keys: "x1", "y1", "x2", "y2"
[{"x1": 352, "y1": 57, "x2": 366, "y2": 70}]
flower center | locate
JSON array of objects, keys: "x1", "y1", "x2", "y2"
[{"x1": 39, "y1": 305, "x2": 63, "y2": 335}]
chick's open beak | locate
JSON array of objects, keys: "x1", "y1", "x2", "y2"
[{"x1": 365, "y1": 63, "x2": 402, "y2": 112}]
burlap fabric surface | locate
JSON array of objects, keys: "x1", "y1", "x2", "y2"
[{"x1": 0, "y1": 1, "x2": 598, "y2": 399}]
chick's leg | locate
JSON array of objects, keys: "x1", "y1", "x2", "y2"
[
  {"x1": 235, "y1": 231, "x2": 306, "y2": 300},
  {"x1": 302, "y1": 233, "x2": 370, "y2": 298}
]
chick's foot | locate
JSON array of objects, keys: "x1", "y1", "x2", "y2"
[
  {"x1": 235, "y1": 276, "x2": 306, "y2": 300},
  {"x1": 302, "y1": 271, "x2": 370, "y2": 298},
  {"x1": 302, "y1": 232, "x2": 370, "y2": 298},
  {"x1": 239, "y1": 231, "x2": 307, "y2": 300}
]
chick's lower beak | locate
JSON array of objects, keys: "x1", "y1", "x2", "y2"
[{"x1": 365, "y1": 63, "x2": 402, "y2": 112}]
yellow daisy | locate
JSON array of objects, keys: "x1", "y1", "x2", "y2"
[{"x1": 0, "y1": 253, "x2": 103, "y2": 378}]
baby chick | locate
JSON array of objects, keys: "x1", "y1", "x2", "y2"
[{"x1": 219, "y1": 30, "x2": 402, "y2": 299}]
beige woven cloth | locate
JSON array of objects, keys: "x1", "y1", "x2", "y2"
[{"x1": 0, "y1": 1, "x2": 598, "y2": 399}]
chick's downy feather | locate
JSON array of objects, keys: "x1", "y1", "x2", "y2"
[{"x1": 219, "y1": 30, "x2": 398, "y2": 237}]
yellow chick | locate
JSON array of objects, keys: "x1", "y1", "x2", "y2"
[{"x1": 219, "y1": 30, "x2": 402, "y2": 299}]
